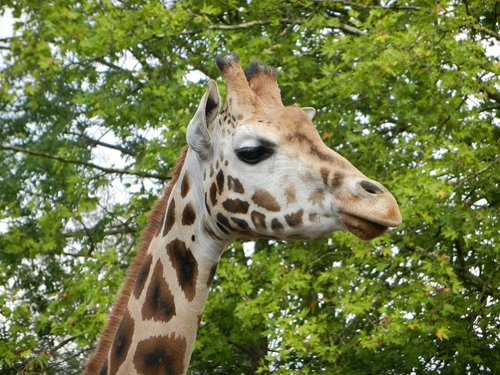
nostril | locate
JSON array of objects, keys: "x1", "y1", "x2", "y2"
[{"x1": 360, "y1": 180, "x2": 384, "y2": 195}]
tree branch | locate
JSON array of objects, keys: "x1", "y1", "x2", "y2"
[
  {"x1": 0, "y1": 145, "x2": 169, "y2": 180},
  {"x1": 320, "y1": 0, "x2": 421, "y2": 11},
  {"x1": 64, "y1": 223, "x2": 137, "y2": 238},
  {"x1": 49, "y1": 335, "x2": 82, "y2": 354},
  {"x1": 336, "y1": 23, "x2": 364, "y2": 36},
  {"x1": 66, "y1": 131, "x2": 137, "y2": 156},
  {"x1": 208, "y1": 20, "x2": 270, "y2": 30},
  {"x1": 468, "y1": 23, "x2": 500, "y2": 41}
]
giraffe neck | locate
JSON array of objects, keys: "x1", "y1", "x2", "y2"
[{"x1": 105, "y1": 150, "x2": 228, "y2": 375}]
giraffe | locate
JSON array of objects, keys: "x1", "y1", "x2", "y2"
[{"x1": 85, "y1": 52, "x2": 402, "y2": 375}]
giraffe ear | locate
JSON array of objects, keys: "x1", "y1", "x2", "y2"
[
  {"x1": 187, "y1": 80, "x2": 220, "y2": 159},
  {"x1": 301, "y1": 107, "x2": 316, "y2": 120}
]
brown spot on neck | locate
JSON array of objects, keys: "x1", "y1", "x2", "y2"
[
  {"x1": 134, "y1": 254, "x2": 153, "y2": 299},
  {"x1": 133, "y1": 333, "x2": 187, "y2": 375},
  {"x1": 180, "y1": 173, "x2": 190, "y2": 198},
  {"x1": 182, "y1": 202, "x2": 196, "y2": 226},
  {"x1": 163, "y1": 199, "x2": 176, "y2": 236},
  {"x1": 166, "y1": 239, "x2": 199, "y2": 302},
  {"x1": 109, "y1": 309, "x2": 134, "y2": 374},
  {"x1": 142, "y1": 260, "x2": 176, "y2": 322}
]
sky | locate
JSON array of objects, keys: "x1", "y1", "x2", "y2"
[{"x1": 0, "y1": 8, "x2": 14, "y2": 38}]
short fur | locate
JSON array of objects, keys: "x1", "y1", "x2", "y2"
[
  {"x1": 244, "y1": 61, "x2": 277, "y2": 81},
  {"x1": 84, "y1": 146, "x2": 189, "y2": 375}
]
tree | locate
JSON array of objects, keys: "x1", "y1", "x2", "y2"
[{"x1": 0, "y1": 0, "x2": 498, "y2": 373}]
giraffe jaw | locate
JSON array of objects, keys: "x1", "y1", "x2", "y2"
[{"x1": 339, "y1": 212, "x2": 390, "y2": 240}]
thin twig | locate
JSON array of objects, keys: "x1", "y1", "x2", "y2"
[{"x1": 0, "y1": 145, "x2": 169, "y2": 180}]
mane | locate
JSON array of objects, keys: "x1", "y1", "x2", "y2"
[{"x1": 84, "y1": 146, "x2": 189, "y2": 374}]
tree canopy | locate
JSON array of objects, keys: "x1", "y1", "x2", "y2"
[{"x1": 0, "y1": 0, "x2": 498, "y2": 373}]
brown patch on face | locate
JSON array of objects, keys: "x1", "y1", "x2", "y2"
[
  {"x1": 133, "y1": 333, "x2": 187, "y2": 375},
  {"x1": 142, "y1": 260, "x2": 176, "y2": 322},
  {"x1": 271, "y1": 218, "x2": 284, "y2": 232},
  {"x1": 207, "y1": 263, "x2": 218, "y2": 287},
  {"x1": 210, "y1": 183, "x2": 218, "y2": 206},
  {"x1": 309, "y1": 213, "x2": 319, "y2": 222},
  {"x1": 163, "y1": 199, "x2": 176, "y2": 236},
  {"x1": 252, "y1": 189, "x2": 281, "y2": 212},
  {"x1": 166, "y1": 239, "x2": 198, "y2": 302},
  {"x1": 285, "y1": 209, "x2": 304, "y2": 228},
  {"x1": 182, "y1": 202, "x2": 196, "y2": 226},
  {"x1": 228, "y1": 176, "x2": 245, "y2": 194},
  {"x1": 251, "y1": 211, "x2": 267, "y2": 231},
  {"x1": 309, "y1": 145, "x2": 334, "y2": 162},
  {"x1": 320, "y1": 167, "x2": 329, "y2": 186},
  {"x1": 134, "y1": 254, "x2": 153, "y2": 299},
  {"x1": 180, "y1": 173, "x2": 190, "y2": 198},
  {"x1": 210, "y1": 165, "x2": 214, "y2": 177},
  {"x1": 216, "y1": 170, "x2": 224, "y2": 194},
  {"x1": 222, "y1": 198, "x2": 250, "y2": 213},
  {"x1": 237, "y1": 113, "x2": 243, "y2": 120},
  {"x1": 109, "y1": 309, "x2": 134, "y2": 374},
  {"x1": 331, "y1": 173, "x2": 344, "y2": 189},
  {"x1": 309, "y1": 189, "x2": 325, "y2": 206},
  {"x1": 285, "y1": 187, "x2": 297, "y2": 204},
  {"x1": 287, "y1": 131, "x2": 310, "y2": 144},
  {"x1": 231, "y1": 217, "x2": 250, "y2": 230}
]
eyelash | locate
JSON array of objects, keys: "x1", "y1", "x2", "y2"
[{"x1": 235, "y1": 145, "x2": 274, "y2": 164}]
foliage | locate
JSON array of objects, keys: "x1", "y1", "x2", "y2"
[{"x1": 0, "y1": 0, "x2": 498, "y2": 373}]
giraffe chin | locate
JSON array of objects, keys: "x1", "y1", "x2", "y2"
[{"x1": 339, "y1": 213, "x2": 388, "y2": 241}]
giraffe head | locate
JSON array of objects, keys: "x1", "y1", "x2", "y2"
[{"x1": 187, "y1": 53, "x2": 401, "y2": 241}]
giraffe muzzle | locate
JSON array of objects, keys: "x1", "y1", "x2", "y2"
[{"x1": 337, "y1": 178, "x2": 402, "y2": 240}]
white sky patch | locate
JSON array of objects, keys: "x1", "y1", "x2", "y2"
[
  {"x1": 243, "y1": 241, "x2": 255, "y2": 257},
  {"x1": 0, "y1": 9, "x2": 14, "y2": 69},
  {"x1": 0, "y1": 9, "x2": 14, "y2": 38},
  {"x1": 184, "y1": 69, "x2": 207, "y2": 84}
]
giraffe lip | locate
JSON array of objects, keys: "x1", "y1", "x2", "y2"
[{"x1": 339, "y1": 212, "x2": 388, "y2": 241}]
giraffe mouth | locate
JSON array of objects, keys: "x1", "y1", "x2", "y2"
[{"x1": 339, "y1": 212, "x2": 388, "y2": 240}]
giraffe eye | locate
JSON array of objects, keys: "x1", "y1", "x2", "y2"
[{"x1": 235, "y1": 146, "x2": 273, "y2": 164}]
